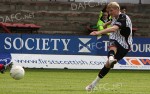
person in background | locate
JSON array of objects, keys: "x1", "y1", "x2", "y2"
[
  {"x1": 87, "y1": 5, "x2": 111, "y2": 35},
  {"x1": 0, "y1": 64, "x2": 7, "y2": 73},
  {"x1": 0, "y1": 53, "x2": 12, "y2": 74},
  {"x1": 96, "y1": 11, "x2": 111, "y2": 35},
  {"x1": 0, "y1": 62, "x2": 12, "y2": 74}
]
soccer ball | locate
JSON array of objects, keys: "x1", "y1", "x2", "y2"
[{"x1": 10, "y1": 65, "x2": 25, "y2": 80}]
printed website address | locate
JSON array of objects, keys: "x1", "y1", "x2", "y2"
[{"x1": 14, "y1": 59, "x2": 106, "y2": 65}]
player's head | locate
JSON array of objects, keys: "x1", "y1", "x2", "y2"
[{"x1": 107, "y1": 2, "x2": 120, "y2": 18}]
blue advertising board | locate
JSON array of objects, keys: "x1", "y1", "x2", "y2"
[{"x1": 0, "y1": 33, "x2": 149, "y2": 57}]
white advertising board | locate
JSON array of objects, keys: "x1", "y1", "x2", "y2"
[{"x1": 11, "y1": 54, "x2": 150, "y2": 70}]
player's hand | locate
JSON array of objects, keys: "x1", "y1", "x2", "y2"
[{"x1": 90, "y1": 31, "x2": 98, "y2": 35}]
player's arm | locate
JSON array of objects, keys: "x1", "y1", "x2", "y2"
[{"x1": 90, "y1": 25, "x2": 119, "y2": 36}]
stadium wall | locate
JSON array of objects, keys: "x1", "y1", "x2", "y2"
[{"x1": 0, "y1": 1, "x2": 149, "y2": 37}]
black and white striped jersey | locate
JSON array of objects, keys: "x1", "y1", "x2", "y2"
[{"x1": 109, "y1": 13, "x2": 132, "y2": 49}]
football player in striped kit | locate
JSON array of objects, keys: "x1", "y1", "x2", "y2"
[{"x1": 86, "y1": 2, "x2": 132, "y2": 91}]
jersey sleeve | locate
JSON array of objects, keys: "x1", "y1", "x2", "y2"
[{"x1": 114, "y1": 14, "x2": 126, "y2": 29}]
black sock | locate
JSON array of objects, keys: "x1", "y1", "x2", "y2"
[{"x1": 98, "y1": 66, "x2": 110, "y2": 78}]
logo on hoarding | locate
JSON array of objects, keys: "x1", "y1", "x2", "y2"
[
  {"x1": 126, "y1": 58, "x2": 142, "y2": 65},
  {"x1": 78, "y1": 38, "x2": 91, "y2": 53},
  {"x1": 140, "y1": 59, "x2": 150, "y2": 65},
  {"x1": 119, "y1": 57, "x2": 150, "y2": 65},
  {"x1": 0, "y1": 53, "x2": 12, "y2": 65},
  {"x1": 4, "y1": 37, "x2": 71, "y2": 51}
]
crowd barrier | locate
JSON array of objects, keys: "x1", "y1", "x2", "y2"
[{"x1": 0, "y1": 33, "x2": 150, "y2": 69}]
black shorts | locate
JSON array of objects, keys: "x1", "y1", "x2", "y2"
[{"x1": 109, "y1": 40, "x2": 129, "y2": 61}]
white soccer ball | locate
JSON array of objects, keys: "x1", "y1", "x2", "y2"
[{"x1": 10, "y1": 65, "x2": 25, "y2": 80}]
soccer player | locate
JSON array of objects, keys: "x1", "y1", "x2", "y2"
[
  {"x1": 0, "y1": 53, "x2": 12, "y2": 74},
  {"x1": 86, "y1": 2, "x2": 132, "y2": 91}
]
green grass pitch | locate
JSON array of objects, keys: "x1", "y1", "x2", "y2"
[{"x1": 0, "y1": 69, "x2": 150, "y2": 94}]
